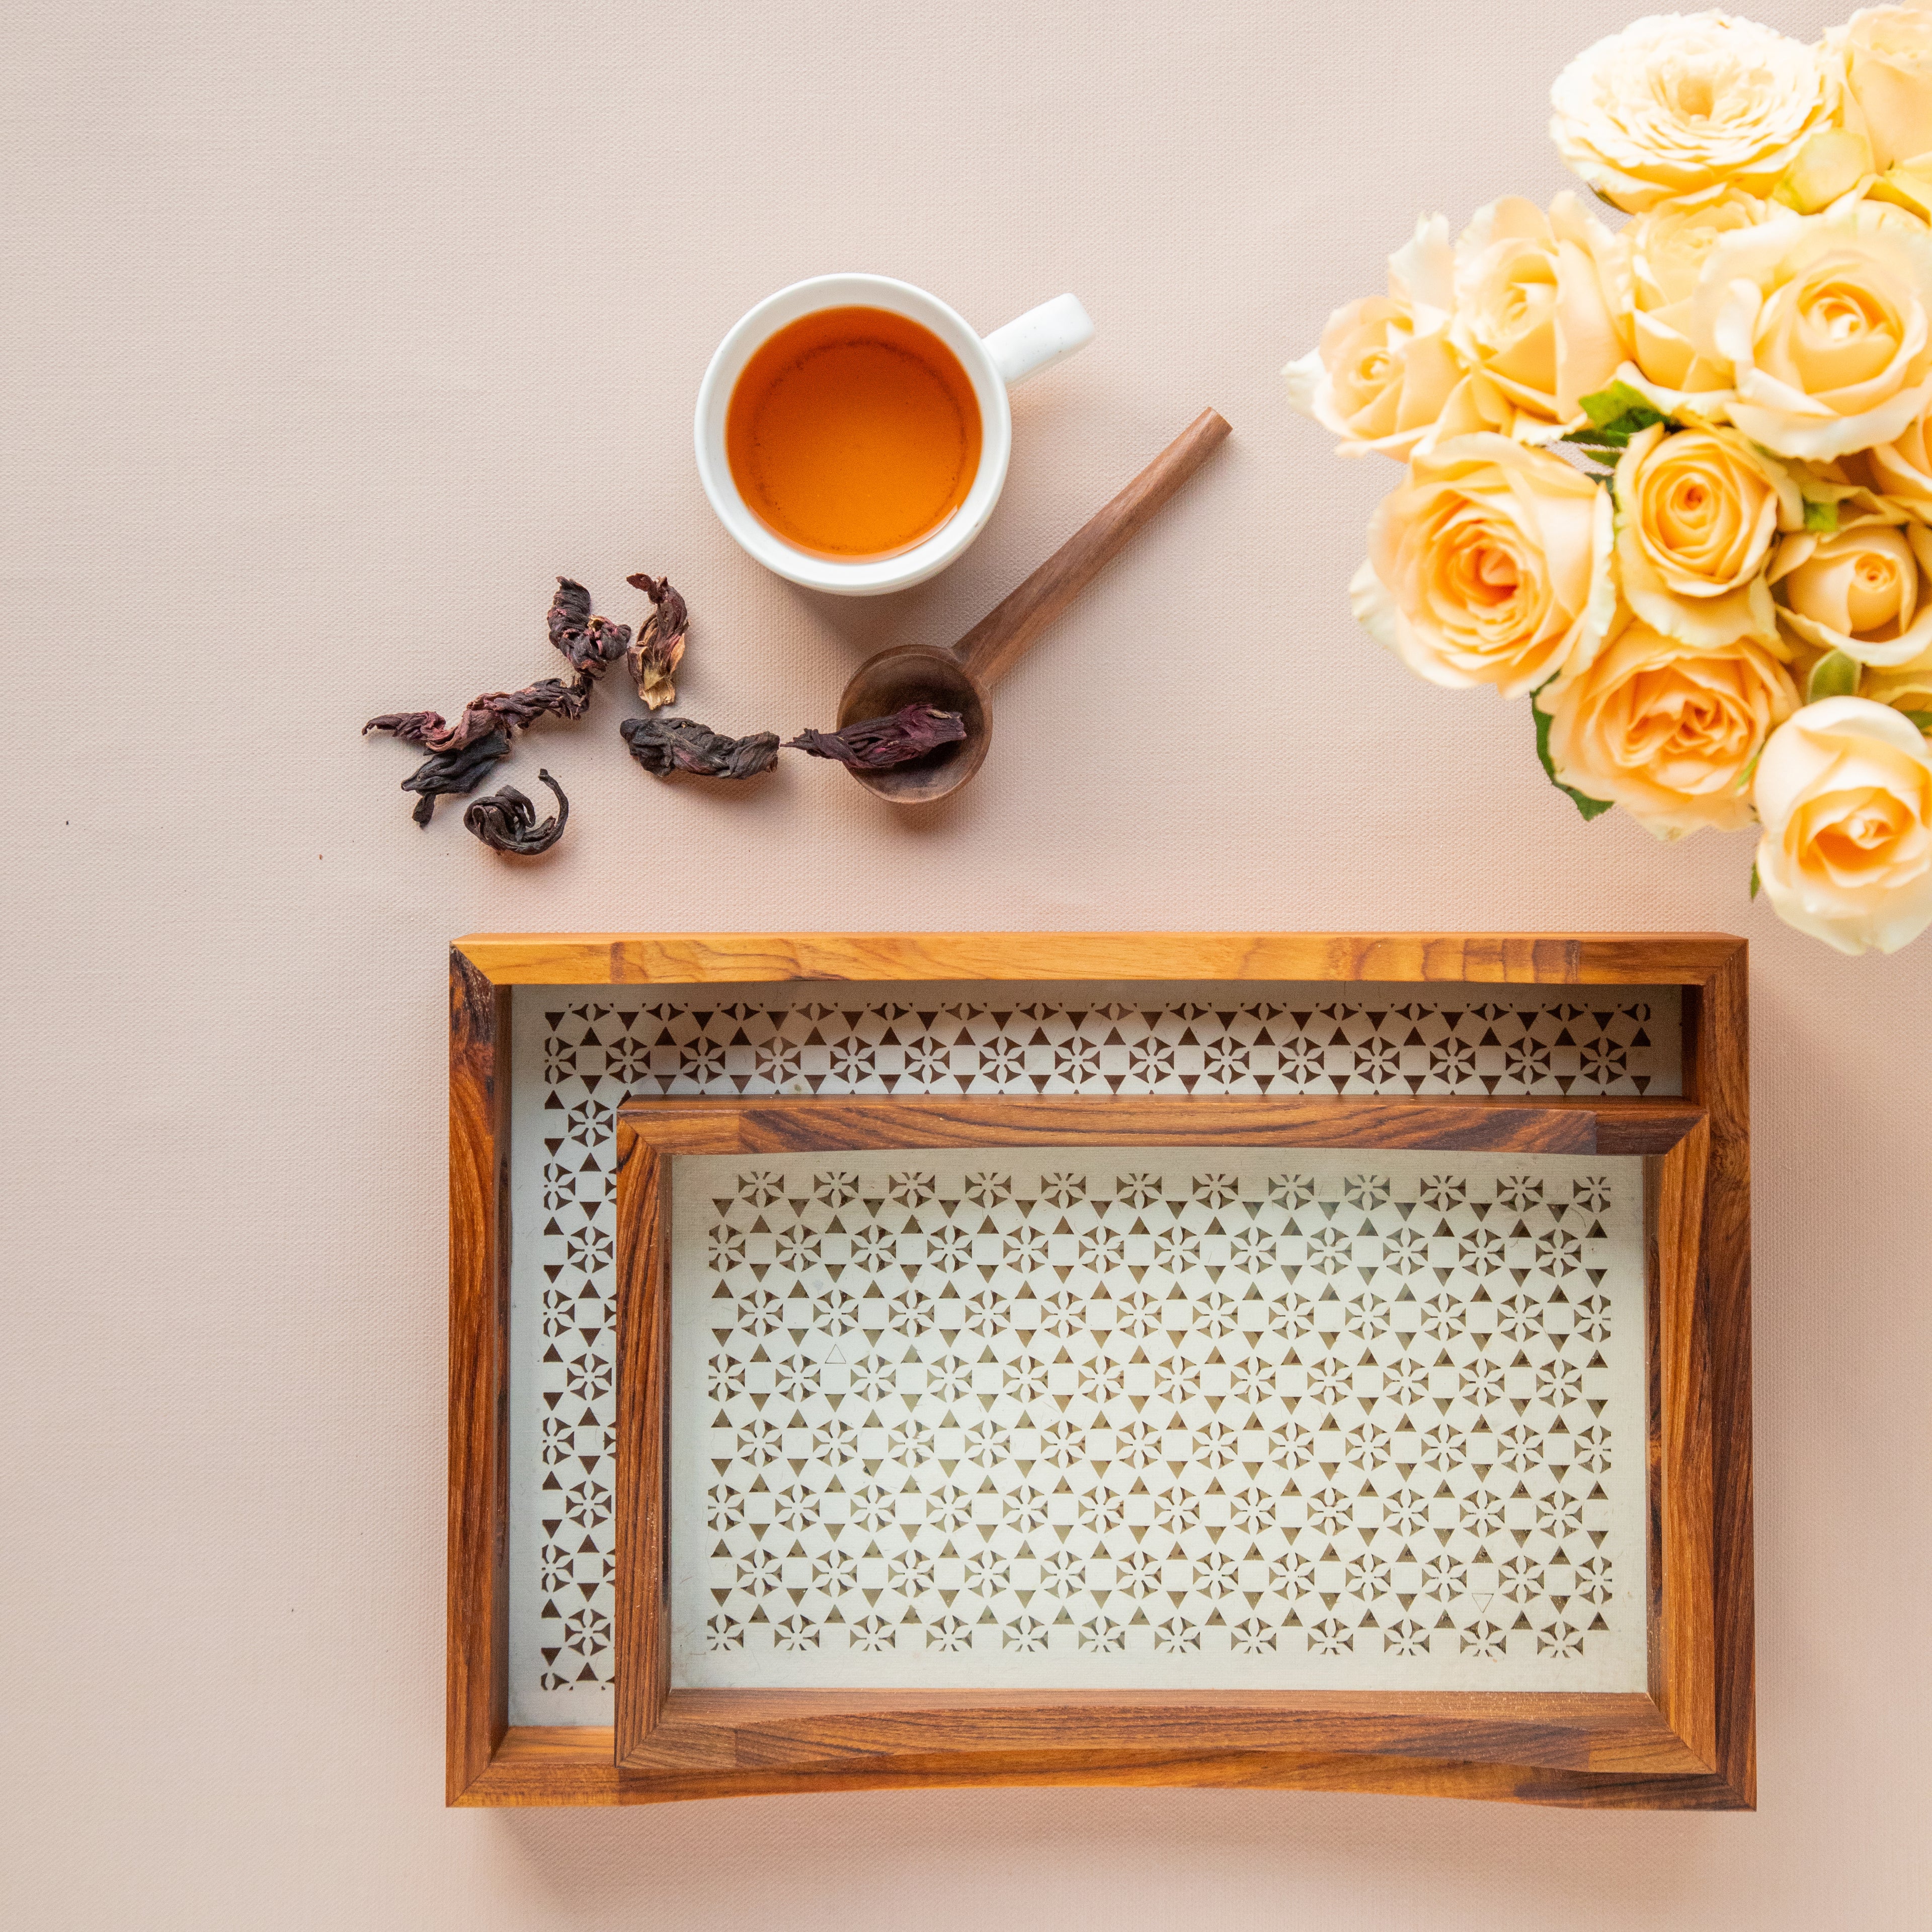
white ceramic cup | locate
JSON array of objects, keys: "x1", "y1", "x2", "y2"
[{"x1": 693, "y1": 274, "x2": 1094, "y2": 596}]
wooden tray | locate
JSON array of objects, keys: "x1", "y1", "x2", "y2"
[{"x1": 447, "y1": 933, "x2": 1751, "y2": 1809}]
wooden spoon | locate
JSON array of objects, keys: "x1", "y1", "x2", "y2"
[{"x1": 834, "y1": 407, "x2": 1232, "y2": 803}]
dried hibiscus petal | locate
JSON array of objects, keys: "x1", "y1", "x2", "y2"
[
  {"x1": 364, "y1": 672, "x2": 596, "y2": 753},
  {"x1": 464, "y1": 768, "x2": 569, "y2": 854},
  {"x1": 786, "y1": 704, "x2": 966, "y2": 769},
  {"x1": 625, "y1": 573, "x2": 688, "y2": 710},
  {"x1": 620, "y1": 715, "x2": 779, "y2": 780},
  {"x1": 399, "y1": 729, "x2": 512, "y2": 826},
  {"x1": 546, "y1": 577, "x2": 631, "y2": 674}
]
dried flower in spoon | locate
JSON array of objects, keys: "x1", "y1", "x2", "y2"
[
  {"x1": 464, "y1": 769, "x2": 569, "y2": 854},
  {"x1": 786, "y1": 704, "x2": 966, "y2": 769},
  {"x1": 625, "y1": 573, "x2": 688, "y2": 710},
  {"x1": 620, "y1": 715, "x2": 780, "y2": 780}
]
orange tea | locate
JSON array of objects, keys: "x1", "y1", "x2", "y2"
[{"x1": 725, "y1": 306, "x2": 983, "y2": 560}]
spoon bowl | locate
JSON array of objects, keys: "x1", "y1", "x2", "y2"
[{"x1": 836, "y1": 645, "x2": 992, "y2": 803}]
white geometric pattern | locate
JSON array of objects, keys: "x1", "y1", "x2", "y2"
[
  {"x1": 671, "y1": 1150, "x2": 1645, "y2": 1692},
  {"x1": 508, "y1": 981, "x2": 1676, "y2": 1722}
]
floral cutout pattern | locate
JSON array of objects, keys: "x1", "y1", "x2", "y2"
[
  {"x1": 510, "y1": 983, "x2": 1671, "y2": 1720},
  {"x1": 670, "y1": 1151, "x2": 1644, "y2": 1692}
]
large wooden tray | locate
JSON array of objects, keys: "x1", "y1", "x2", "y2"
[{"x1": 447, "y1": 932, "x2": 1751, "y2": 1809}]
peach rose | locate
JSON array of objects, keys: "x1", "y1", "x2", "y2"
[
  {"x1": 1617, "y1": 189, "x2": 1773, "y2": 411},
  {"x1": 1770, "y1": 518, "x2": 1932, "y2": 665},
  {"x1": 1826, "y1": 6, "x2": 1932, "y2": 172},
  {"x1": 1848, "y1": 385, "x2": 1932, "y2": 514},
  {"x1": 1550, "y1": 12, "x2": 1838, "y2": 215},
  {"x1": 1439, "y1": 195, "x2": 1628, "y2": 445},
  {"x1": 1284, "y1": 215, "x2": 1462, "y2": 459},
  {"x1": 1613, "y1": 422, "x2": 1801, "y2": 646},
  {"x1": 1753, "y1": 695, "x2": 1932, "y2": 951},
  {"x1": 1350, "y1": 433, "x2": 1615, "y2": 699},
  {"x1": 1540, "y1": 617, "x2": 1798, "y2": 837},
  {"x1": 1688, "y1": 211, "x2": 1932, "y2": 459},
  {"x1": 1863, "y1": 648, "x2": 1932, "y2": 721}
]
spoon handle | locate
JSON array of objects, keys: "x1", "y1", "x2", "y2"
[{"x1": 951, "y1": 407, "x2": 1231, "y2": 689}]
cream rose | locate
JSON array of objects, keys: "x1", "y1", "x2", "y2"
[
  {"x1": 1864, "y1": 657, "x2": 1932, "y2": 720},
  {"x1": 1770, "y1": 518, "x2": 1932, "y2": 665},
  {"x1": 1438, "y1": 195, "x2": 1628, "y2": 444},
  {"x1": 1613, "y1": 422, "x2": 1802, "y2": 645},
  {"x1": 1688, "y1": 211, "x2": 1932, "y2": 458},
  {"x1": 1618, "y1": 190, "x2": 1774, "y2": 410},
  {"x1": 1827, "y1": 7, "x2": 1932, "y2": 172},
  {"x1": 1284, "y1": 215, "x2": 1462, "y2": 459},
  {"x1": 1550, "y1": 12, "x2": 1838, "y2": 215},
  {"x1": 1539, "y1": 617, "x2": 1797, "y2": 836},
  {"x1": 1350, "y1": 433, "x2": 1615, "y2": 698},
  {"x1": 1849, "y1": 385, "x2": 1932, "y2": 513},
  {"x1": 1753, "y1": 695, "x2": 1932, "y2": 951}
]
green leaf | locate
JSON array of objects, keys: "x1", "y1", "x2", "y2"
[
  {"x1": 1749, "y1": 862, "x2": 1761, "y2": 901},
  {"x1": 1903, "y1": 709, "x2": 1932, "y2": 731},
  {"x1": 1578, "y1": 382, "x2": 1665, "y2": 431},
  {"x1": 1802, "y1": 496, "x2": 1840, "y2": 533},
  {"x1": 1806, "y1": 650, "x2": 1861, "y2": 702},
  {"x1": 1533, "y1": 691, "x2": 1614, "y2": 822}
]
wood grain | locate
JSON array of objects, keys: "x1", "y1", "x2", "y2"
[
  {"x1": 613, "y1": 1123, "x2": 674, "y2": 1758},
  {"x1": 459, "y1": 1726, "x2": 1750, "y2": 1811},
  {"x1": 615, "y1": 1094, "x2": 1708, "y2": 1159},
  {"x1": 952, "y1": 409, "x2": 1231, "y2": 689},
  {"x1": 1651, "y1": 1120, "x2": 1717, "y2": 1772},
  {"x1": 450, "y1": 931, "x2": 1747, "y2": 989},
  {"x1": 1689, "y1": 945, "x2": 1755, "y2": 1807},
  {"x1": 615, "y1": 1687, "x2": 1706, "y2": 1778},
  {"x1": 447, "y1": 949, "x2": 511, "y2": 1804}
]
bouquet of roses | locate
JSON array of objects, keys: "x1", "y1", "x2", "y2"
[{"x1": 1286, "y1": 8, "x2": 1932, "y2": 954}]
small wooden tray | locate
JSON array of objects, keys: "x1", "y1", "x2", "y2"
[{"x1": 448, "y1": 932, "x2": 1751, "y2": 1809}]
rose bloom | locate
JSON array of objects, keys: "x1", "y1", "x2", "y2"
[
  {"x1": 1770, "y1": 518, "x2": 1932, "y2": 665},
  {"x1": 1613, "y1": 422, "x2": 1801, "y2": 646},
  {"x1": 1688, "y1": 210, "x2": 1932, "y2": 459},
  {"x1": 1540, "y1": 616, "x2": 1798, "y2": 837},
  {"x1": 1549, "y1": 12, "x2": 1837, "y2": 215},
  {"x1": 1847, "y1": 384, "x2": 1932, "y2": 514},
  {"x1": 1284, "y1": 215, "x2": 1461, "y2": 459},
  {"x1": 1439, "y1": 194, "x2": 1628, "y2": 444},
  {"x1": 1753, "y1": 695, "x2": 1932, "y2": 952},
  {"x1": 1350, "y1": 433, "x2": 1615, "y2": 699},
  {"x1": 1863, "y1": 656, "x2": 1932, "y2": 718},
  {"x1": 1826, "y1": 6, "x2": 1932, "y2": 172},
  {"x1": 1619, "y1": 189, "x2": 1774, "y2": 410}
]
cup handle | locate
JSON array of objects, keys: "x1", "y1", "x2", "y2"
[{"x1": 981, "y1": 294, "x2": 1095, "y2": 388}]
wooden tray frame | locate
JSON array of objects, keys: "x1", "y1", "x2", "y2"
[{"x1": 447, "y1": 932, "x2": 1752, "y2": 1809}]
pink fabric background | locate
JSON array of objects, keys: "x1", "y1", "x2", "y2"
[{"x1": 5, "y1": 1, "x2": 1928, "y2": 1924}]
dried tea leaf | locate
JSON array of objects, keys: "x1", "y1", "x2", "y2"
[
  {"x1": 464, "y1": 768, "x2": 569, "y2": 854},
  {"x1": 625, "y1": 573, "x2": 688, "y2": 710},
  {"x1": 786, "y1": 704, "x2": 966, "y2": 769},
  {"x1": 620, "y1": 715, "x2": 779, "y2": 780},
  {"x1": 364, "y1": 672, "x2": 598, "y2": 753},
  {"x1": 399, "y1": 729, "x2": 512, "y2": 826},
  {"x1": 547, "y1": 577, "x2": 632, "y2": 674},
  {"x1": 369, "y1": 577, "x2": 641, "y2": 822}
]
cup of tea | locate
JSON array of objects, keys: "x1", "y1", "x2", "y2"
[{"x1": 694, "y1": 274, "x2": 1094, "y2": 595}]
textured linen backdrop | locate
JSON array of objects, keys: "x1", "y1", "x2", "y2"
[{"x1": 4, "y1": 1, "x2": 1928, "y2": 1926}]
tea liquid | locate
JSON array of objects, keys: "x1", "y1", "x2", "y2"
[{"x1": 725, "y1": 306, "x2": 983, "y2": 559}]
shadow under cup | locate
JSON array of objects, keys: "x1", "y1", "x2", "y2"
[{"x1": 723, "y1": 305, "x2": 984, "y2": 563}]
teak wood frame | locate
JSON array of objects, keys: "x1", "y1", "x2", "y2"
[{"x1": 448, "y1": 932, "x2": 1752, "y2": 1809}]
